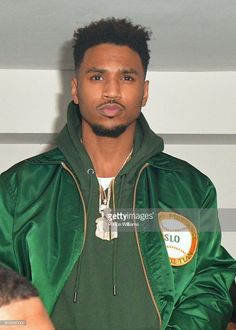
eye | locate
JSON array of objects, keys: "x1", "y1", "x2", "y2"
[
  {"x1": 122, "y1": 75, "x2": 134, "y2": 81},
  {"x1": 91, "y1": 74, "x2": 103, "y2": 81}
]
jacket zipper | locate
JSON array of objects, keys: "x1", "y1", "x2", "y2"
[
  {"x1": 133, "y1": 163, "x2": 162, "y2": 328},
  {"x1": 61, "y1": 162, "x2": 87, "y2": 255}
]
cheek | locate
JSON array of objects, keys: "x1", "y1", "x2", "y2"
[
  {"x1": 78, "y1": 85, "x2": 102, "y2": 105},
  {"x1": 78, "y1": 80, "x2": 102, "y2": 94},
  {"x1": 124, "y1": 84, "x2": 144, "y2": 100},
  {"x1": 125, "y1": 90, "x2": 145, "y2": 108}
]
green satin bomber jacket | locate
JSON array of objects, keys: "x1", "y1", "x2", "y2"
[{"x1": 0, "y1": 147, "x2": 235, "y2": 330}]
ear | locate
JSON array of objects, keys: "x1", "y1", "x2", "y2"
[
  {"x1": 71, "y1": 77, "x2": 79, "y2": 104},
  {"x1": 142, "y1": 80, "x2": 149, "y2": 107}
]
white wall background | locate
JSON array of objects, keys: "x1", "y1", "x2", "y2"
[
  {"x1": 1, "y1": 70, "x2": 236, "y2": 134},
  {"x1": 0, "y1": 70, "x2": 235, "y2": 256}
]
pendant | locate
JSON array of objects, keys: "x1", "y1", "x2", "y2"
[{"x1": 95, "y1": 216, "x2": 118, "y2": 241}]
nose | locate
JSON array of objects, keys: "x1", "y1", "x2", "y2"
[{"x1": 103, "y1": 78, "x2": 121, "y2": 101}]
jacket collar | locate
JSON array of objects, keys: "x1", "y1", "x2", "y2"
[{"x1": 26, "y1": 148, "x2": 183, "y2": 174}]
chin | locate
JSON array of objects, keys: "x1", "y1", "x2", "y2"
[{"x1": 91, "y1": 124, "x2": 128, "y2": 138}]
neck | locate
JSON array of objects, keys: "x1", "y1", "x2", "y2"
[{"x1": 82, "y1": 121, "x2": 135, "y2": 177}]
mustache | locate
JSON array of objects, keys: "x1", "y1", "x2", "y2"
[{"x1": 97, "y1": 100, "x2": 125, "y2": 111}]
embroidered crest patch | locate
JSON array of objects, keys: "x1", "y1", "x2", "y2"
[{"x1": 158, "y1": 211, "x2": 198, "y2": 266}]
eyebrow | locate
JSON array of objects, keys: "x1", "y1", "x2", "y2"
[
  {"x1": 85, "y1": 67, "x2": 106, "y2": 74},
  {"x1": 85, "y1": 67, "x2": 138, "y2": 75},
  {"x1": 122, "y1": 69, "x2": 138, "y2": 75}
]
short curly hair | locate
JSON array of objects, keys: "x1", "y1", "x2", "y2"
[{"x1": 73, "y1": 17, "x2": 151, "y2": 74}]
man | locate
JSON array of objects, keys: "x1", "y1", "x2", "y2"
[
  {"x1": 0, "y1": 267, "x2": 54, "y2": 329},
  {"x1": 0, "y1": 17, "x2": 235, "y2": 330}
]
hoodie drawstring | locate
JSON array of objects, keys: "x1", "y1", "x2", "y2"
[
  {"x1": 73, "y1": 259, "x2": 81, "y2": 303},
  {"x1": 111, "y1": 179, "x2": 117, "y2": 296},
  {"x1": 111, "y1": 174, "x2": 126, "y2": 296},
  {"x1": 112, "y1": 239, "x2": 118, "y2": 296}
]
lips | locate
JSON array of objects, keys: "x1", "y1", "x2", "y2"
[{"x1": 97, "y1": 103, "x2": 124, "y2": 118}]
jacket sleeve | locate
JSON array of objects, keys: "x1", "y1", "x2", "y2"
[
  {"x1": 166, "y1": 179, "x2": 236, "y2": 330},
  {"x1": 0, "y1": 172, "x2": 18, "y2": 270}
]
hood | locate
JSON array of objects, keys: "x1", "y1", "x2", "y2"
[{"x1": 56, "y1": 101, "x2": 164, "y2": 191}]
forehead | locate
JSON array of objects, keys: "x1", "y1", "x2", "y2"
[{"x1": 80, "y1": 43, "x2": 144, "y2": 74}]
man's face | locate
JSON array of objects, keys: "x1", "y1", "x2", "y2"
[
  {"x1": 71, "y1": 43, "x2": 149, "y2": 137},
  {"x1": 0, "y1": 297, "x2": 54, "y2": 329}
]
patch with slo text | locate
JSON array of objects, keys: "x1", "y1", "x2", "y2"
[{"x1": 158, "y1": 211, "x2": 198, "y2": 266}]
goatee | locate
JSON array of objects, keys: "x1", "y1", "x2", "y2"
[{"x1": 91, "y1": 124, "x2": 128, "y2": 137}]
